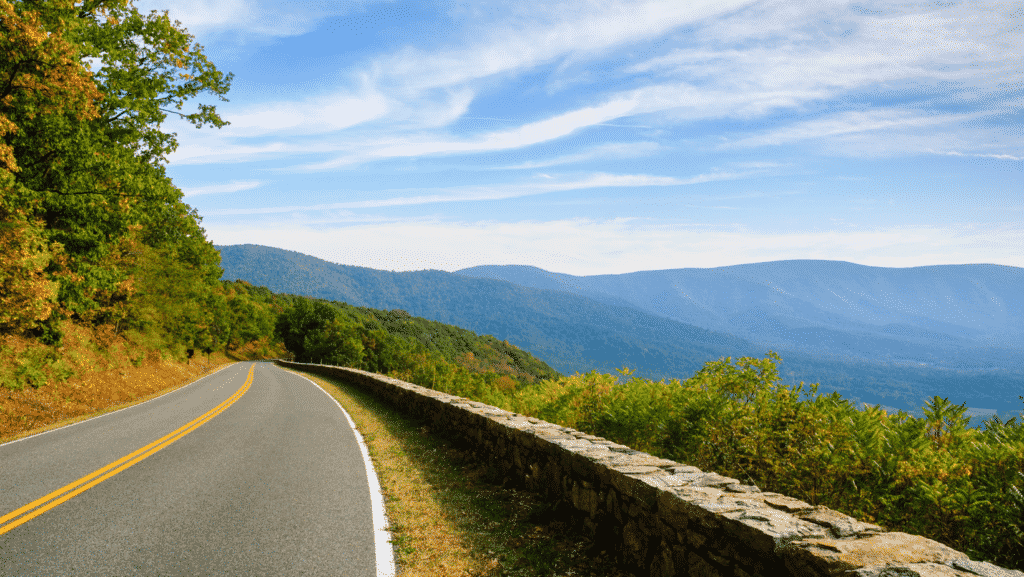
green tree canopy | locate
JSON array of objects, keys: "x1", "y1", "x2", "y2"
[{"x1": 1, "y1": 0, "x2": 232, "y2": 349}]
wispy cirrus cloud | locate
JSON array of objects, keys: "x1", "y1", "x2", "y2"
[
  {"x1": 167, "y1": 139, "x2": 295, "y2": 165},
  {"x1": 296, "y1": 96, "x2": 645, "y2": 169},
  {"x1": 370, "y1": 0, "x2": 758, "y2": 94},
  {"x1": 180, "y1": 180, "x2": 262, "y2": 197},
  {"x1": 220, "y1": 89, "x2": 390, "y2": 137},
  {"x1": 927, "y1": 149, "x2": 1023, "y2": 162},
  {"x1": 134, "y1": 0, "x2": 369, "y2": 38},
  {"x1": 490, "y1": 141, "x2": 663, "y2": 170},
  {"x1": 203, "y1": 171, "x2": 749, "y2": 215},
  {"x1": 719, "y1": 109, "x2": 982, "y2": 149}
]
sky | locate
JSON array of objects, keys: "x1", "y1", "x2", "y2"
[{"x1": 141, "y1": 0, "x2": 1022, "y2": 276}]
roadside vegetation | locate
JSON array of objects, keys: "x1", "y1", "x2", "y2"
[
  {"x1": 0, "y1": 0, "x2": 278, "y2": 387},
  {"x1": 0, "y1": 0, "x2": 290, "y2": 442},
  {"x1": 0, "y1": 341, "x2": 235, "y2": 445},
  {"x1": 338, "y1": 346, "x2": 1024, "y2": 570}
]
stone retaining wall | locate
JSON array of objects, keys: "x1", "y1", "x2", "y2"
[{"x1": 278, "y1": 361, "x2": 1022, "y2": 577}]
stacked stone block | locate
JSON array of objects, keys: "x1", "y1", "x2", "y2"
[{"x1": 278, "y1": 361, "x2": 1022, "y2": 577}]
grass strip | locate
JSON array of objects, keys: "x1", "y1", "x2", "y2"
[{"x1": 293, "y1": 368, "x2": 637, "y2": 577}]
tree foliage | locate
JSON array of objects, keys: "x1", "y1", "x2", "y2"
[
  {"x1": 0, "y1": 0, "x2": 235, "y2": 354},
  {"x1": 0, "y1": 206, "x2": 61, "y2": 332}
]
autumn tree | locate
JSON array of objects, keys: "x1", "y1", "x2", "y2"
[
  {"x1": 0, "y1": 0, "x2": 101, "y2": 334},
  {"x1": 1, "y1": 0, "x2": 233, "y2": 352}
]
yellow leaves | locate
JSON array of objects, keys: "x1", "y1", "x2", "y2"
[
  {"x1": 0, "y1": 206, "x2": 60, "y2": 332},
  {"x1": 0, "y1": 0, "x2": 102, "y2": 130},
  {"x1": 0, "y1": 115, "x2": 18, "y2": 172},
  {"x1": 493, "y1": 375, "x2": 516, "y2": 394}
]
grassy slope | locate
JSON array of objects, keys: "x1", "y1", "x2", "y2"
[{"x1": 0, "y1": 324, "x2": 279, "y2": 444}]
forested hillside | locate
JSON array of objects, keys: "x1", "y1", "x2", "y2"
[
  {"x1": 456, "y1": 262, "x2": 1024, "y2": 356},
  {"x1": 272, "y1": 294, "x2": 562, "y2": 385}
]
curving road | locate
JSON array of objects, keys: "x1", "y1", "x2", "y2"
[{"x1": 0, "y1": 362, "x2": 392, "y2": 576}]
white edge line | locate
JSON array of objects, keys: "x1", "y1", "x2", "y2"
[
  {"x1": 286, "y1": 368, "x2": 397, "y2": 577},
  {"x1": 0, "y1": 362, "x2": 242, "y2": 449}
]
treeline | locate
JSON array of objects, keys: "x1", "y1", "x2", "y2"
[{"x1": 274, "y1": 296, "x2": 562, "y2": 392}]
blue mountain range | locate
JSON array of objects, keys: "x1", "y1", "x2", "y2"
[
  {"x1": 454, "y1": 261, "x2": 1024, "y2": 370},
  {"x1": 217, "y1": 245, "x2": 1024, "y2": 424}
]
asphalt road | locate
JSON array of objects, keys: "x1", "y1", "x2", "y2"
[{"x1": 0, "y1": 362, "x2": 388, "y2": 576}]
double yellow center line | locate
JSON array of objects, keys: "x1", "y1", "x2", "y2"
[{"x1": 0, "y1": 364, "x2": 255, "y2": 536}]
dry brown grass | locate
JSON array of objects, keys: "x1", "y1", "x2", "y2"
[
  {"x1": 0, "y1": 322, "x2": 271, "y2": 445},
  {"x1": 293, "y1": 369, "x2": 638, "y2": 577}
]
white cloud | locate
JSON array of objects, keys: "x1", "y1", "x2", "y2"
[
  {"x1": 222, "y1": 89, "x2": 390, "y2": 137},
  {"x1": 493, "y1": 141, "x2": 662, "y2": 169},
  {"x1": 927, "y1": 149, "x2": 1023, "y2": 162},
  {"x1": 205, "y1": 219, "x2": 1024, "y2": 275},
  {"x1": 372, "y1": 0, "x2": 758, "y2": 94},
  {"x1": 134, "y1": 0, "x2": 251, "y2": 32},
  {"x1": 617, "y1": 1, "x2": 1023, "y2": 120},
  {"x1": 133, "y1": 0, "x2": 363, "y2": 38},
  {"x1": 720, "y1": 109, "x2": 979, "y2": 148},
  {"x1": 203, "y1": 171, "x2": 738, "y2": 215},
  {"x1": 297, "y1": 96, "x2": 644, "y2": 169},
  {"x1": 180, "y1": 180, "x2": 262, "y2": 197},
  {"x1": 815, "y1": 123, "x2": 1023, "y2": 159},
  {"x1": 167, "y1": 141, "x2": 292, "y2": 165}
]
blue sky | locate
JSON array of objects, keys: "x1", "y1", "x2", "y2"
[{"x1": 142, "y1": 0, "x2": 1022, "y2": 275}]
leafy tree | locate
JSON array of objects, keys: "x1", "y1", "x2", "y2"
[
  {"x1": 0, "y1": 0, "x2": 101, "y2": 334},
  {"x1": 1, "y1": 0, "x2": 231, "y2": 346},
  {"x1": 359, "y1": 328, "x2": 412, "y2": 374},
  {"x1": 275, "y1": 298, "x2": 341, "y2": 362},
  {"x1": 224, "y1": 291, "x2": 275, "y2": 351},
  {"x1": 303, "y1": 317, "x2": 365, "y2": 367},
  {"x1": 0, "y1": 207, "x2": 61, "y2": 332}
]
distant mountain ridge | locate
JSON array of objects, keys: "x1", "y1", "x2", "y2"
[
  {"x1": 215, "y1": 244, "x2": 764, "y2": 373},
  {"x1": 217, "y1": 244, "x2": 1024, "y2": 422},
  {"x1": 455, "y1": 261, "x2": 1024, "y2": 369}
]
